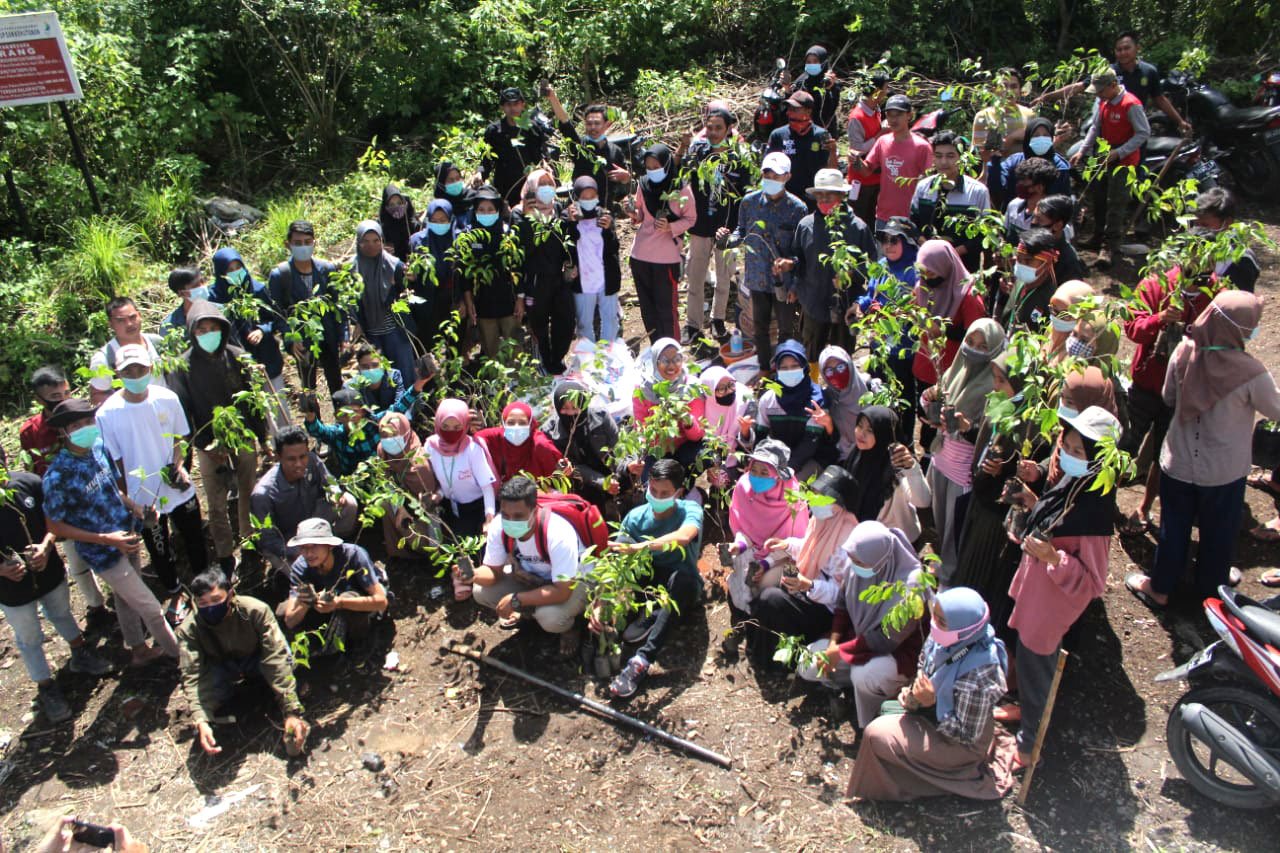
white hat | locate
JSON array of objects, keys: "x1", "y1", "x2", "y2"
[
  {"x1": 806, "y1": 168, "x2": 852, "y2": 196},
  {"x1": 287, "y1": 518, "x2": 343, "y2": 548},
  {"x1": 761, "y1": 152, "x2": 792, "y2": 175},
  {"x1": 115, "y1": 343, "x2": 152, "y2": 370},
  {"x1": 1060, "y1": 405, "x2": 1122, "y2": 444}
]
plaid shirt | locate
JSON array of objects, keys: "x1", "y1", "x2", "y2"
[
  {"x1": 306, "y1": 387, "x2": 420, "y2": 475},
  {"x1": 934, "y1": 661, "x2": 1007, "y2": 746}
]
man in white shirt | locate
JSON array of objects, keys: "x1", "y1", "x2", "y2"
[
  {"x1": 468, "y1": 476, "x2": 589, "y2": 641},
  {"x1": 96, "y1": 343, "x2": 207, "y2": 622}
]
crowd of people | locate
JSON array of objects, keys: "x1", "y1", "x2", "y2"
[{"x1": 2, "y1": 31, "x2": 1277, "y2": 809}]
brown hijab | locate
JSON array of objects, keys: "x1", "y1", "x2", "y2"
[
  {"x1": 1048, "y1": 367, "x2": 1117, "y2": 484},
  {"x1": 1177, "y1": 291, "x2": 1266, "y2": 422},
  {"x1": 378, "y1": 412, "x2": 435, "y2": 497}
]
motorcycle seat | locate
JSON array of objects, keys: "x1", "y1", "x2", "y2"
[
  {"x1": 1223, "y1": 589, "x2": 1280, "y2": 647},
  {"x1": 1144, "y1": 136, "x2": 1186, "y2": 156},
  {"x1": 1214, "y1": 102, "x2": 1280, "y2": 129}
]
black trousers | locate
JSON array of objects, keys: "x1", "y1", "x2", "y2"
[
  {"x1": 750, "y1": 289, "x2": 798, "y2": 369},
  {"x1": 297, "y1": 338, "x2": 344, "y2": 396},
  {"x1": 527, "y1": 273, "x2": 575, "y2": 372},
  {"x1": 629, "y1": 259, "x2": 680, "y2": 344},
  {"x1": 140, "y1": 495, "x2": 208, "y2": 594},
  {"x1": 636, "y1": 563, "x2": 701, "y2": 665},
  {"x1": 754, "y1": 586, "x2": 834, "y2": 643}
]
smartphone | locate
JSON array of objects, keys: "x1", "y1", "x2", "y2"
[
  {"x1": 781, "y1": 562, "x2": 799, "y2": 579},
  {"x1": 457, "y1": 554, "x2": 475, "y2": 583},
  {"x1": 718, "y1": 542, "x2": 733, "y2": 565},
  {"x1": 71, "y1": 820, "x2": 115, "y2": 848},
  {"x1": 539, "y1": 77, "x2": 551, "y2": 97}
]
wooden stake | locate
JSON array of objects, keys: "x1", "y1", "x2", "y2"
[{"x1": 1017, "y1": 648, "x2": 1068, "y2": 805}]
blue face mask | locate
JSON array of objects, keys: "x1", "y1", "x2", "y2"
[
  {"x1": 748, "y1": 474, "x2": 777, "y2": 493},
  {"x1": 1057, "y1": 404, "x2": 1078, "y2": 421},
  {"x1": 809, "y1": 503, "x2": 835, "y2": 520},
  {"x1": 187, "y1": 285, "x2": 210, "y2": 302},
  {"x1": 380, "y1": 434, "x2": 406, "y2": 456},
  {"x1": 445, "y1": 180, "x2": 465, "y2": 196},
  {"x1": 804, "y1": 62, "x2": 823, "y2": 76},
  {"x1": 501, "y1": 517, "x2": 532, "y2": 538},
  {"x1": 850, "y1": 562, "x2": 879, "y2": 579},
  {"x1": 475, "y1": 212, "x2": 500, "y2": 228},
  {"x1": 360, "y1": 368, "x2": 385, "y2": 384},
  {"x1": 646, "y1": 488, "x2": 676, "y2": 512},
  {"x1": 535, "y1": 185, "x2": 557, "y2": 205},
  {"x1": 578, "y1": 198, "x2": 599, "y2": 212},
  {"x1": 196, "y1": 330, "x2": 223, "y2": 353},
  {"x1": 761, "y1": 178, "x2": 786, "y2": 196},
  {"x1": 777, "y1": 368, "x2": 806, "y2": 387},
  {"x1": 504, "y1": 425, "x2": 530, "y2": 446},
  {"x1": 1058, "y1": 448, "x2": 1090, "y2": 478},
  {"x1": 584, "y1": 132, "x2": 606, "y2": 143},
  {"x1": 1050, "y1": 314, "x2": 1076, "y2": 333},
  {"x1": 289, "y1": 245, "x2": 313, "y2": 262},
  {"x1": 1013, "y1": 262, "x2": 1038, "y2": 283},
  {"x1": 1028, "y1": 136, "x2": 1054, "y2": 156},
  {"x1": 122, "y1": 375, "x2": 150, "y2": 394},
  {"x1": 428, "y1": 221, "x2": 452, "y2": 236},
  {"x1": 645, "y1": 167, "x2": 667, "y2": 183},
  {"x1": 68, "y1": 424, "x2": 99, "y2": 449},
  {"x1": 226, "y1": 268, "x2": 249, "y2": 287}
]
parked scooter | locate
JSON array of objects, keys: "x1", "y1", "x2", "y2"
[
  {"x1": 1255, "y1": 70, "x2": 1280, "y2": 108},
  {"x1": 1156, "y1": 585, "x2": 1280, "y2": 809},
  {"x1": 751, "y1": 58, "x2": 789, "y2": 157},
  {"x1": 1162, "y1": 71, "x2": 1280, "y2": 198}
]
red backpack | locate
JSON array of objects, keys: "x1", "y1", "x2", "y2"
[{"x1": 501, "y1": 492, "x2": 609, "y2": 565}]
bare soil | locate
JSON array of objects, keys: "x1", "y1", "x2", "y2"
[{"x1": 3, "y1": 207, "x2": 1280, "y2": 852}]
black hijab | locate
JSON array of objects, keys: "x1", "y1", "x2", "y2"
[
  {"x1": 379, "y1": 184, "x2": 416, "y2": 262},
  {"x1": 1021, "y1": 117, "x2": 1057, "y2": 163},
  {"x1": 433, "y1": 161, "x2": 474, "y2": 217},
  {"x1": 1023, "y1": 430, "x2": 1116, "y2": 538},
  {"x1": 639, "y1": 143, "x2": 676, "y2": 218},
  {"x1": 843, "y1": 406, "x2": 899, "y2": 523}
]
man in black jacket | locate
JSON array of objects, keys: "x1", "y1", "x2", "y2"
[
  {"x1": 766, "y1": 90, "x2": 839, "y2": 208},
  {"x1": 546, "y1": 85, "x2": 632, "y2": 210},
  {"x1": 267, "y1": 220, "x2": 346, "y2": 395},
  {"x1": 481, "y1": 87, "x2": 557, "y2": 208}
]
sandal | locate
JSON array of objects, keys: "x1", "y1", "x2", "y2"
[
  {"x1": 1262, "y1": 569, "x2": 1280, "y2": 588},
  {"x1": 1125, "y1": 572, "x2": 1167, "y2": 611},
  {"x1": 1249, "y1": 521, "x2": 1280, "y2": 543},
  {"x1": 1248, "y1": 470, "x2": 1280, "y2": 497}
]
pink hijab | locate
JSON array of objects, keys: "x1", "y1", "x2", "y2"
[
  {"x1": 699, "y1": 366, "x2": 749, "y2": 449},
  {"x1": 427, "y1": 398, "x2": 476, "y2": 457},
  {"x1": 729, "y1": 464, "x2": 809, "y2": 558},
  {"x1": 914, "y1": 239, "x2": 974, "y2": 321},
  {"x1": 517, "y1": 169, "x2": 556, "y2": 216}
]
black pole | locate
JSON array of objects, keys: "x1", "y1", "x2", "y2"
[
  {"x1": 57, "y1": 100, "x2": 100, "y2": 214},
  {"x1": 0, "y1": 121, "x2": 40, "y2": 260}
]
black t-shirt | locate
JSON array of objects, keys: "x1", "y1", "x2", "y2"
[
  {"x1": 0, "y1": 473, "x2": 65, "y2": 607},
  {"x1": 558, "y1": 121, "x2": 630, "y2": 208},
  {"x1": 682, "y1": 139, "x2": 749, "y2": 237},
  {"x1": 1113, "y1": 60, "x2": 1162, "y2": 107},
  {"x1": 482, "y1": 114, "x2": 555, "y2": 204},
  {"x1": 766, "y1": 124, "x2": 832, "y2": 206}
]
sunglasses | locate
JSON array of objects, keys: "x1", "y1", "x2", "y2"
[{"x1": 822, "y1": 362, "x2": 850, "y2": 377}]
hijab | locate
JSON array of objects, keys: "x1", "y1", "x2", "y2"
[
  {"x1": 818, "y1": 345, "x2": 870, "y2": 456},
  {"x1": 427, "y1": 398, "x2": 475, "y2": 457},
  {"x1": 1045, "y1": 280, "x2": 1094, "y2": 354},
  {"x1": 700, "y1": 365, "x2": 750, "y2": 449},
  {"x1": 639, "y1": 143, "x2": 676, "y2": 218},
  {"x1": 840, "y1": 522, "x2": 921, "y2": 654},
  {"x1": 433, "y1": 161, "x2": 473, "y2": 216},
  {"x1": 377, "y1": 412, "x2": 433, "y2": 496},
  {"x1": 843, "y1": 406, "x2": 900, "y2": 524},
  {"x1": 771, "y1": 339, "x2": 824, "y2": 417},
  {"x1": 640, "y1": 337, "x2": 690, "y2": 403},
  {"x1": 795, "y1": 467, "x2": 859, "y2": 580},
  {"x1": 378, "y1": 184, "x2": 416, "y2": 261},
  {"x1": 210, "y1": 247, "x2": 262, "y2": 298},
  {"x1": 476, "y1": 401, "x2": 563, "y2": 482},
  {"x1": 1177, "y1": 290, "x2": 1266, "y2": 422},
  {"x1": 552, "y1": 379, "x2": 591, "y2": 442},
  {"x1": 937, "y1": 318, "x2": 1006, "y2": 423},
  {"x1": 1020, "y1": 117, "x2": 1057, "y2": 163},
  {"x1": 914, "y1": 239, "x2": 974, "y2": 321},
  {"x1": 354, "y1": 220, "x2": 398, "y2": 306},
  {"x1": 728, "y1": 456, "x2": 808, "y2": 556},
  {"x1": 518, "y1": 169, "x2": 557, "y2": 217},
  {"x1": 924, "y1": 587, "x2": 1007, "y2": 723},
  {"x1": 1046, "y1": 367, "x2": 1117, "y2": 484},
  {"x1": 884, "y1": 236, "x2": 920, "y2": 285}
]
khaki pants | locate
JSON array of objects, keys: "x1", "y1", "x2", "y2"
[
  {"x1": 685, "y1": 234, "x2": 737, "y2": 329},
  {"x1": 476, "y1": 315, "x2": 521, "y2": 359},
  {"x1": 473, "y1": 575, "x2": 589, "y2": 634},
  {"x1": 196, "y1": 446, "x2": 259, "y2": 560},
  {"x1": 97, "y1": 555, "x2": 179, "y2": 656},
  {"x1": 62, "y1": 544, "x2": 105, "y2": 609}
]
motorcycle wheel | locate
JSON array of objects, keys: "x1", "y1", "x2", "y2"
[
  {"x1": 1224, "y1": 146, "x2": 1280, "y2": 200},
  {"x1": 1166, "y1": 684, "x2": 1280, "y2": 809}
]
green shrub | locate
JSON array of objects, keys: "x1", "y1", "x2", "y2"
[{"x1": 58, "y1": 217, "x2": 145, "y2": 301}]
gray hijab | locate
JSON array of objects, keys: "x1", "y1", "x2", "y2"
[{"x1": 840, "y1": 521, "x2": 921, "y2": 653}]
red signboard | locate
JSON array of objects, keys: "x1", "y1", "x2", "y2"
[{"x1": 0, "y1": 12, "x2": 82, "y2": 108}]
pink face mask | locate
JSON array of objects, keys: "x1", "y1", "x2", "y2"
[{"x1": 929, "y1": 602, "x2": 989, "y2": 647}]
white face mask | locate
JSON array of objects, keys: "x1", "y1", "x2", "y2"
[
  {"x1": 504, "y1": 425, "x2": 531, "y2": 446},
  {"x1": 809, "y1": 502, "x2": 835, "y2": 520}
]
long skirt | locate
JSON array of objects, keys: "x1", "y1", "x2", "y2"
[{"x1": 950, "y1": 498, "x2": 1022, "y2": 645}]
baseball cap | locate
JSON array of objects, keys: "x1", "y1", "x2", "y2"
[
  {"x1": 471, "y1": 185, "x2": 502, "y2": 202},
  {"x1": 784, "y1": 90, "x2": 815, "y2": 110},
  {"x1": 876, "y1": 215, "x2": 920, "y2": 243},
  {"x1": 115, "y1": 343, "x2": 152, "y2": 371},
  {"x1": 761, "y1": 152, "x2": 792, "y2": 175},
  {"x1": 1060, "y1": 405, "x2": 1122, "y2": 444},
  {"x1": 47, "y1": 398, "x2": 99, "y2": 429},
  {"x1": 1090, "y1": 70, "x2": 1119, "y2": 92},
  {"x1": 287, "y1": 518, "x2": 344, "y2": 548},
  {"x1": 884, "y1": 94, "x2": 913, "y2": 113}
]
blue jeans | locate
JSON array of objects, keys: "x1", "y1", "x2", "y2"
[
  {"x1": 574, "y1": 292, "x2": 620, "y2": 342},
  {"x1": 367, "y1": 326, "x2": 416, "y2": 384},
  {"x1": 1151, "y1": 473, "x2": 1246, "y2": 598},
  {"x1": 0, "y1": 580, "x2": 81, "y2": 682}
]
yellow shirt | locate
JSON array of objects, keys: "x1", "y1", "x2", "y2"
[{"x1": 972, "y1": 104, "x2": 1036, "y2": 154}]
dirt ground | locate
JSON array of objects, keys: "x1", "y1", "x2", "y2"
[{"x1": 3, "y1": 205, "x2": 1280, "y2": 852}]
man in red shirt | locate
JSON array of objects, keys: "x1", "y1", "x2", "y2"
[
  {"x1": 850, "y1": 95, "x2": 933, "y2": 228},
  {"x1": 1070, "y1": 69, "x2": 1150, "y2": 268},
  {"x1": 845, "y1": 71, "x2": 890, "y2": 224},
  {"x1": 19, "y1": 366, "x2": 70, "y2": 476}
]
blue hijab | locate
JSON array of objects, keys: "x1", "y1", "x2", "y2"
[
  {"x1": 924, "y1": 586, "x2": 1007, "y2": 722},
  {"x1": 771, "y1": 339, "x2": 823, "y2": 417},
  {"x1": 210, "y1": 247, "x2": 265, "y2": 299},
  {"x1": 886, "y1": 238, "x2": 919, "y2": 287},
  {"x1": 417, "y1": 199, "x2": 456, "y2": 280}
]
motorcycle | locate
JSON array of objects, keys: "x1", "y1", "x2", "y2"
[
  {"x1": 1255, "y1": 70, "x2": 1280, "y2": 107},
  {"x1": 1162, "y1": 71, "x2": 1280, "y2": 199},
  {"x1": 1155, "y1": 585, "x2": 1280, "y2": 809},
  {"x1": 751, "y1": 58, "x2": 789, "y2": 158}
]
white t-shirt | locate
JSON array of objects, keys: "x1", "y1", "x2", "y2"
[
  {"x1": 95, "y1": 386, "x2": 196, "y2": 512},
  {"x1": 482, "y1": 510, "x2": 586, "y2": 583},
  {"x1": 426, "y1": 441, "x2": 497, "y2": 514},
  {"x1": 89, "y1": 334, "x2": 167, "y2": 392}
]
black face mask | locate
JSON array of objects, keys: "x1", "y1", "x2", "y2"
[
  {"x1": 198, "y1": 599, "x2": 230, "y2": 626},
  {"x1": 920, "y1": 274, "x2": 945, "y2": 289},
  {"x1": 715, "y1": 390, "x2": 737, "y2": 406}
]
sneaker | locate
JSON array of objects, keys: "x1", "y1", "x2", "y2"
[
  {"x1": 709, "y1": 319, "x2": 728, "y2": 341},
  {"x1": 37, "y1": 683, "x2": 72, "y2": 723},
  {"x1": 621, "y1": 613, "x2": 657, "y2": 644},
  {"x1": 609, "y1": 654, "x2": 650, "y2": 699},
  {"x1": 68, "y1": 646, "x2": 112, "y2": 676}
]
